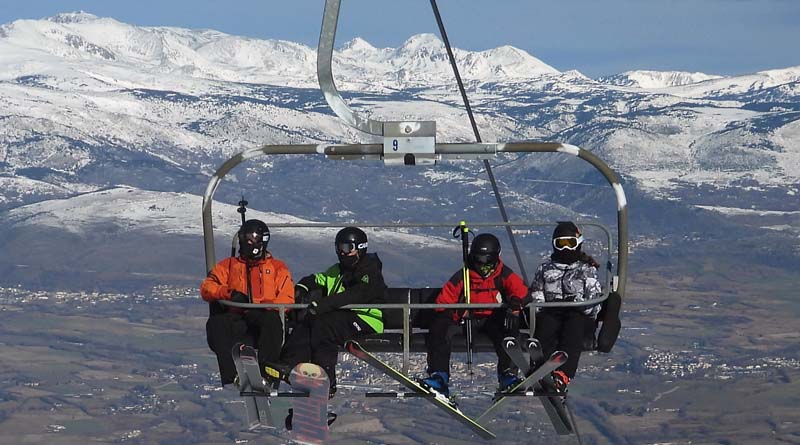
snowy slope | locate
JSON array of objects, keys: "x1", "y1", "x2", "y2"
[{"x1": 4, "y1": 186, "x2": 455, "y2": 251}]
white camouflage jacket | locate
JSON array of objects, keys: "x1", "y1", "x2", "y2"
[{"x1": 529, "y1": 259, "x2": 602, "y2": 317}]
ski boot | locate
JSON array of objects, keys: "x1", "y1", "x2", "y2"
[
  {"x1": 498, "y1": 370, "x2": 523, "y2": 392},
  {"x1": 537, "y1": 370, "x2": 570, "y2": 395},
  {"x1": 263, "y1": 362, "x2": 292, "y2": 387},
  {"x1": 420, "y1": 371, "x2": 451, "y2": 399}
]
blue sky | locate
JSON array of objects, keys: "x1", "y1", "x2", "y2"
[{"x1": 1, "y1": 0, "x2": 798, "y2": 78}]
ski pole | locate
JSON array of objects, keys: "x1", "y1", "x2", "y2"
[
  {"x1": 232, "y1": 195, "x2": 249, "y2": 257},
  {"x1": 237, "y1": 195, "x2": 248, "y2": 225},
  {"x1": 454, "y1": 221, "x2": 474, "y2": 379}
]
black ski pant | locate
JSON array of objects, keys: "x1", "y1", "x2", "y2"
[
  {"x1": 281, "y1": 309, "x2": 376, "y2": 390},
  {"x1": 425, "y1": 310, "x2": 516, "y2": 377},
  {"x1": 534, "y1": 309, "x2": 592, "y2": 379},
  {"x1": 206, "y1": 309, "x2": 284, "y2": 386}
]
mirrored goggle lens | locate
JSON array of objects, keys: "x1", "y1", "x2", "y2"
[
  {"x1": 337, "y1": 241, "x2": 366, "y2": 254},
  {"x1": 244, "y1": 232, "x2": 269, "y2": 245},
  {"x1": 553, "y1": 236, "x2": 583, "y2": 250},
  {"x1": 337, "y1": 242, "x2": 356, "y2": 254}
]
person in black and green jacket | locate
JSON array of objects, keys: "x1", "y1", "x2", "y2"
[{"x1": 280, "y1": 226, "x2": 386, "y2": 396}]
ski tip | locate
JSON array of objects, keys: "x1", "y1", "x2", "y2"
[
  {"x1": 552, "y1": 350, "x2": 568, "y2": 363},
  {"x1": 344, "y1": 340, "x2": 360, "y2": 352},
  {"x1": 232, "y1": 342, "x2": 248, "y2": 357},
  {"x1": 502, "y1": 336, "x2": 518, "y2": 345}
]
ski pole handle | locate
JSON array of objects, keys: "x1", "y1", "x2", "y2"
[{"x1": 237, "y1": 195, "x2": 248, "y2": 225}]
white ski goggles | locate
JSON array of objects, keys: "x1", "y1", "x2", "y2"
[{"x1": 553, "y1": 235, "x2": 583, "y2": 251}]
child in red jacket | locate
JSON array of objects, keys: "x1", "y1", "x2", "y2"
[{"x1": 421, "y1": 233, "x2": 529, "y2": 398}]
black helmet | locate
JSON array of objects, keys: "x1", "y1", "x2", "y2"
[
  {"x1": 335, "y1": 227, "x2": 368, "y2": 267},
  {"x1": 469, "y1": 233, "x2": 501, "y2": 277},
  {"x1": 238, "y1": 219, "x2": 270, "y2": 260}
]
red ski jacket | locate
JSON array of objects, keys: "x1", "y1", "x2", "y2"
[{"x1": 435, "y1": 259, "x2": 529, "y2": 319}]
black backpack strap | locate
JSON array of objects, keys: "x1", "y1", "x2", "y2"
[{"x1": 493, "y1": 264, "x2": 513, "y2": 300}]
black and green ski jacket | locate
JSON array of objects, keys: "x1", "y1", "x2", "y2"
[{"x1": 297, "y1": 253, "x2": 387, "y2": 333}]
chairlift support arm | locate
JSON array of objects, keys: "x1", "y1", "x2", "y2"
[{"x1": 202, "y1": 141, "x2": 628, "y2": 297}]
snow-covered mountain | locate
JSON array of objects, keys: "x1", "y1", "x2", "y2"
[
  {"x1": 600, "y1": 70, "x2": 724, "y2": 89},
  {"x1": 0, "y1": 12, "x2": 798, "y2": 289}
]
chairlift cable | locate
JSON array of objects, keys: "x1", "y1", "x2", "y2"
[{"x1": 429, "y1": 0, "x2": 529, "y2": 283}]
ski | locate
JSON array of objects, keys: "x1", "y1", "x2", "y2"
[
  {"x1": 503, "y1": 336, "x2": 532, "y2": 374},
  {"x1": 502, "y1": 337, "x2": 573, "y2": 435},
  {"x1": 477, "y1": 348, "x2": 567, "y2": 424},
  {"x1": 287, "y1": 362, "x2": 331, "y2": 445},
  {"x1": 345, "y1": 340, "x2": 496, "y2": 440},
  {"x1": 537, "y1": 387, "x2": 573, "y2": 435},
  {"x1": 232, "y1": 343, "x2": 274, "y2": 429}
]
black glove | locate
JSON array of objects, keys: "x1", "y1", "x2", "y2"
[
  {"x1": 505, "y1": 297, "x2": 526, "y2": 311},
  {"x1": 503, "y1": 307, "x2": 520, "y2": 333},
  {"x1": 307, "y1": 289, "x2": 332, "y2": 316},
  {"x1": 293, "y1": 287, "x2": 324, "y2": 322},
  {"x1": 230, "y1": 290, "x2": 250, "y2": 304}
]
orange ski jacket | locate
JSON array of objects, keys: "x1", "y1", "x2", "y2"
[{"x1": 201, "y1": 253, "x2": 294, "y2": 306}]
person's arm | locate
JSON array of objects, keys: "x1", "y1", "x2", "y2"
[
  {"x1": 318, "y1": 265, "x2": 386, "y2": 310},
  {"x1": 503, "y1": 271, "x2": 531, "y2": 308},
  {"x1": 200, "y1": 258, "x2": 233, "y2": 302},
  {"x1": 528, "y1": 264, "x2": 546, "y2": 311},
  {"x1": 273, "y1": 260, "x2": 295, "y2": 304},
  {"x1": 295, "y1": 274, "x2": 325, "y2": 303},
  {"x1": 436, "y1": 271, "x2": 464, "y2": 305},
  {"x1": 583, "y1": 264, "x2": 603, "y2": 317}
]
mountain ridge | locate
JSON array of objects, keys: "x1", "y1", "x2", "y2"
[{"x1": 0, "y1": 13, "x2": 798, "y2": 290}]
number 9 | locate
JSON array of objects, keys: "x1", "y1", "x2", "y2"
[{"x1": 392, "y1": 139, "x2": 399, "y2": 151}]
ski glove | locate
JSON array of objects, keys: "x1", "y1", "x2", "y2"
[
  {"x1": 230, "y1": 290, "x2": 250, "y2": 304},
  {"x1": 505, "y1": 297, "x2": 528, "y2": 311},
  {"x1": 304, "y1": 289, "x2": 330, "y2": 317}
]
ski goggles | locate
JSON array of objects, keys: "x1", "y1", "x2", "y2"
[
  {"x1": 337, "y1": 241, "x2": 367, "y2": 254},
  {"x1": 469, "y1": 253, "x2": 497, "y2": 266},
  {"x1": 553, "y1": 235, "x2": 583, "y2": 251},
  {"x1": 242, "y1": 231, "x2": 270, "y2": 245}
]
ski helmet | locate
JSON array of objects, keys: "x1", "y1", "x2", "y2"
[
  {"x1": 469, "y1": 233, "x2": 501, "y2": 277},
  {"x1": 551, "y1": 221, "x2": 582, "y2": 263},
  {"x1": 335, "y1": 227, "x2": 368, "y2": 268},
  {"x1": 238, "y1": 219, "x2": 270, "y2": 260}
]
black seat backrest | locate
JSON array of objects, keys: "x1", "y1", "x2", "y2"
[
  {"x1": 411, "y1": 287, "x2": 441, "y2": 329},
  {"x1": 381, "y1": 288, "x2": 411, "y2": 330},
  {"x1": 374, "y1": 287, "x2": 443, "y2": 330}
]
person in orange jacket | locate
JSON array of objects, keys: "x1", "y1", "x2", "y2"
[{"x1": 201, "y1": 219, "x2": 294, "y2": 386}]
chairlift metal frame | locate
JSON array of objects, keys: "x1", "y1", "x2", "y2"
[{"x1": 202, "y1": 0, "x2": 628, "y2": 353}]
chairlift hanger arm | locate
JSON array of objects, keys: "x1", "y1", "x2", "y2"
[{"x1": 318, "y1": 0, "x2": 383, "y2": 135}]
